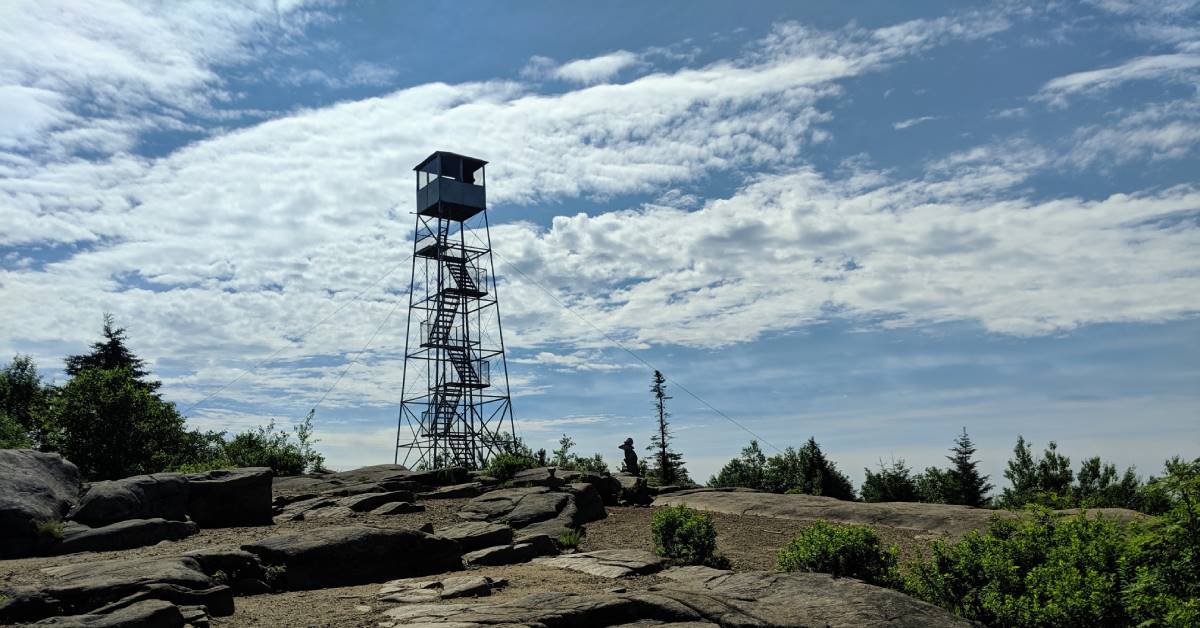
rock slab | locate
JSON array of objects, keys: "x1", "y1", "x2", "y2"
[
  {"x1": 533, "y1": 549, "x2": 665, "y2": 578},
  {"x1": 242, "y1": 525, "x2": 461, "y2": 590},
  {"x1": 436, "y1": 521, "x2": 513, "y2": 553},
  {"x1": 382, "y1": 569, "x2": 976, "y2": 627},
  {"x1": 57, "y1": 518, "x2": 198, "y2": 554}
]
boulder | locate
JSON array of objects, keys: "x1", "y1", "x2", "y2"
[
  {"x1": 338, "y1": 490, "x2": 416, "y2": 512},
  {"x1": 461, "y1": 541, "x2": 554, "y2": 566},
  {"x1": 68, "y1": 474, "x2": 188, "y2": 527},
  {"x1": 30, "y1": 599, "x2": 183, "y2": 627},
  {"x1": 0, "y1": 449, "x2": 82, "y2": 558},
  {"x1": 57, "y1": 519, "x2": 198, "y2": 554},
  {"x1": 184, "y1": 468, "x2": 273, "y2": 527},
  {"x1": 614, "y1": 473, "x2": 651, "y2": 505},
  {"x1": 435, "y1": 521, "x2": 512, "y2": 552},
  {"x1": 509, "y1": 467, "x2": 564, "y2": 488},
  {"x1": 382, "y1": 569, "x2": 977, "y2": 627},
  {"x1": 378, "y1": 575, "x2": 502, "y2": 603},
  {"x1": 458, "y1": 486, "x2": 567, "y2": 527},
  {"x1": 371, "y1": 502, "x2": 425, "y2": 515},
  {"x1": 418, "y1": 482, "x2": 483, "y2": 499},
  {"x1": 576, "y1": 472, "x2": 622, "y2": 506},
  {"x1": 564, "y1": 482, "x2": 607, "y2": 523},
  {"x1": 272, "y1": 465, "x2": 467, "y2": 495},
  {"x1": 241, "y1": 525, "x2": 461, "y2": 590},
  {"x1": 533, "y1": 549, "x2": 665, "y2": 578}
]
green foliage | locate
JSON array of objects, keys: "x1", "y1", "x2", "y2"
[
  {"x1": 0, "y1": 409, "x2": 32, "y2": 449},
  {"x1": 906, "y1": 508, "x2": 1128, "y2": 627},
  {"x1": 914, "y1": 466, "x2": 956, "y2": 504},
  {"x1": 485, "y1": 452, "x2": 535, "y2": 480},
  {"x1": 999, "y1": 436, "x2": 1146, "y2": 511},
  {"x1": 0, "y1": 354, "x2": 57, "y2": 449},
  {"x1": 861, "y1": 458, "x2": 918, "y2": 503},
  {"x1": 63, "y1": 314, "x2": 158, "y2": 390},
  {"x1": 34, "y1": 520, "x2": 63, "y2": 544},
  {"x1": 708, "y1": 438, "x2": 854, "y2": 499},
  {"x1": 651, "y1": 504, "x2": 723, "y2": 567},
  {"x1": 708, "y1": 440, "x2": 767, "y2": 489},
  {"x1": 263, "y1": 564, "x2": 287, "y2": 591},
  {"x1": 1122, "y1": 457, "x2": 1200, "y2": 626},
  {"x1": 646, "y1": 370, "x2": 689, "y2": 486},
  {"x1": 905, "y1": 458, "x2": 1200, "y2": 627},
  {"x1": 557, "y1": 529, "x2": 583, "y2": 549},
  {"x1": 945, "y1": 428, "x2": 992, "y2": 507},
  {"x1": 550, "y1": 433, "x2": 609, "y2": 473},
  {"x1": 53, "y1": 366, "x2": 192, "y2": 480},
  {"x1": 777, "y1": 521, "x2": 900, "y2": 587},
  {"x1": 211, "y1": 569, "x2": 230, "y2": 586}
]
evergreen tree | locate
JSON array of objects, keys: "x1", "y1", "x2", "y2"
[
  {"x1": 1000, "y1": 435, "x2": 1038, "y2": 507},
  {"x1": 861, "y1": 457, "x2": 919, "y2": 502},
  {"x1": 708, "y1": 440, "x2": 767, "y2": 489},
  {"x1": 1036, "y1": 441, "x2": 1073, "y2": 497},
  {"x1": 765, "y1": 438, "x2": 855, "y2": 499},
  {"x1": 646, "y1": 370, "x2": 688, "y2": 485},
  {"x1": 64, "y1": 314, "x2": 159, "y2": 390},
  {"x1": 945, "y1": 427, "x2": 992, "y2": 506}
]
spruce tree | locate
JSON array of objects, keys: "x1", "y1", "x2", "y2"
[
  {"x1": 64, "y1": 314, "x2": 159, "y2": 390},
  {"x1": 1000, "y1": 435, "x2": 1038, "y2": 507},
  {"x1": 946, "y1": 427, "x2": 992, "y2": 507},
  {"x1": 646, "y1": 370, "x2": 688, "y2": 485}
]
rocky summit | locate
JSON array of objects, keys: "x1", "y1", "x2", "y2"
[{"x1": 1, "y1": 456, "x2": 986, "y2": 626}]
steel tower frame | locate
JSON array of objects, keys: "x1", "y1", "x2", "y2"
[{"x1": 394, "y1": 151, "x2": 516, "y2": 469}]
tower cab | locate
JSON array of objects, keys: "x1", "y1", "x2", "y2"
[{"x1": 414, "y1": 151, "x2": 487, "y2": 222}]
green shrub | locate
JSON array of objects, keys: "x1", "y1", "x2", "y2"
[
  {"x1": 777, "y1": 521, "x2": 899, "y2": 587},
  {"x1": 651, "y1": 505, "x2": 724, "y2": 566},
  {"x1": 486, "y1": 452, "x2": 537, "y2": 481},
  {"x1": 558, "y1": 529, "x2": 583, "y2": 549},
  {"x1": 34, "y1": 520, "x2": 63, "y2": 543},
  {"x1": 264, "y1": 565, "x2": 287, "y2": 590},
  {"x1": 904, "y1": 457, "x2": 1200, "y2": 628},
  {"x1": 861, "y1": 458, "x2": 919, "y2": 503},
  {"x1": 905, "y1": 508, "x2": 1131, "y2": 627}
]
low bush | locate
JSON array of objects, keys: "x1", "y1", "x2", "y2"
[
  {"x1": 905, "y1": 456, "x2": 1200, "y2": 628},
  {"x1": 651, "y1": 505, "x2": 725, "y2": 567},
  {"x1": 777, "y1": 521, "x2": 899, "y2": 587},
  {"x1": 486, "y1": 452, "x2": 537, "y2": 481}
]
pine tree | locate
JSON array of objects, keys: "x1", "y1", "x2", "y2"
[
  {"x1": 64, "y1": 314, "x2": 159, "y2": 390},
  {"x1": 946, "y1": 427, "x2": 993, "y2": 507},
  {"x1": 646, "y1": 370, "x2": 688, "y2": 485},
  {"x1": 1000, "y1": 435, "x2": 1038, "y2": 507}
]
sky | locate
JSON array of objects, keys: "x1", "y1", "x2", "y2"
[{"x1": 1, "y1": 0, "x2": 1198, "y2": 490}]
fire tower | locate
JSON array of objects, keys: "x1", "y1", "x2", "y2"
[{"x1": 394, "y1": 151, "x2": 516, "y2": 469}]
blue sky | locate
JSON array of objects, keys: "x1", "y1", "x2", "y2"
[{"x1": 1, "y1": 1, "x2": 1198, "y2": 489}]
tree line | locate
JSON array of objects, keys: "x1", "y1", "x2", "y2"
[{"x1": 0, "y1": 315, "x2": 325, "y2": 480}]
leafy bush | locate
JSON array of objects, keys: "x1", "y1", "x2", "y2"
[
  {"x1": 905, "y1": 457, "x2": 1200, "y2": 628},
  {"x1": 34, "y1": 520, "x2": 63, "y2": 543},
  {"x1": 0, "y1": 409, "x2": 32, "y2": 449},
  {"x1": 486, "y1": 452, "x2": 537, "y2": 480},
  {"x1": 651, "y1": 505, "x2": 724, "y2": 567},
  {"x1": 905, "y1": 508, "x2": 1130, "y2": 627},
  {"x1": 777, "y1": 521, "x2": 899, "y2": 587}
]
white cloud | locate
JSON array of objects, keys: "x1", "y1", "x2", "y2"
[
  {"x1": 1038, "y1": 53, "x2": 1200, "y2": 105},
  {"x1": 893, "y1": 115, "x2": 938, "y2": 130},
  {"x1": 551, "y1": 50, "x2": 641, "y2": 84},
  {"x1": 0, "y1": 0, "x2": 324, "y2": 158}
]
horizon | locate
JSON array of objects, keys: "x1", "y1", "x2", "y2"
[{"x1": 2, "y1": 0, "x2": 1198, "y2": 490}]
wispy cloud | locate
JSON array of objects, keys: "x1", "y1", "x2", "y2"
[
  {"x1": 523, "y1": 50, "x2": 643, "y2": 84},
  {"x1": 893, "y1": 115, "x2": 938, "y2": 129}
]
